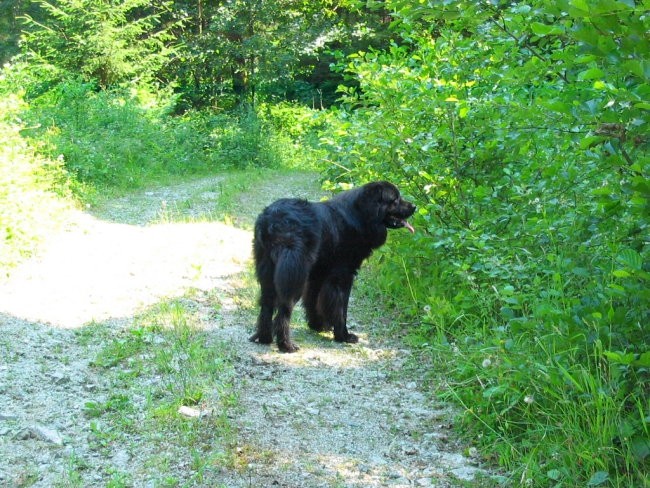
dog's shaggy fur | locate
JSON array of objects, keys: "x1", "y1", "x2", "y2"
[{"x1": 250, "y1": 181, "x2": 416, "y2": 353}]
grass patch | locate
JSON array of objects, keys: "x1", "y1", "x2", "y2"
[
  {"x1": 13, "y1": 80, "x2": 325, "y2": 201},
  {"x1": 73, "y1": 296, "x2": 239, "y2": 486},
  {"x1": 148, "y1": 168, "x2": 311, "y2": 228},
  {"x1": 421, "y1": 326, "x2": 650, "y2": 487}
]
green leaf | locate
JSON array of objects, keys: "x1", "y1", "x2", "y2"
[
  {"x1": 603, "y1": 351, "x2": 635, "y2": 365},
  {"x1": 580, "y1": 135, "x2": 606, "y2": 149},
  {"x1": 483, "y1": 385, "x2": 507, "y2": 398},
  {"x1": 543, "y1": 98, "x2": 572, "y2": 114},
  {"x1": 576, "y1": 54, "x2": 597, "y2": 64},
  {"x1": 633, "y1": 351, "x2": 650, "y2": 367},
  {"x1": 578, "y1": 68, "x2": 604, "y2": 81},
  {"x1": 547, "y1": 469, "x2": 562, "y2": 481},
  {"x1": 631, "y1": 437, "x2": 650, "y2": 461},
  {"x1": 612, "y1": 269, "x2": 631, "y2": 278},
  {"x1": 531, "y1": 22, "x2": 564, "y2": 36},
  {"x1": 587, "y1": 471, "x2": 609, "y2": 486},
  {"x1": 617, "y1": 249, "x2": 642, "y2": 270},
  {"x1": 570, "y1": 0, "x2": 590, "y2": 11},
  {"x1": 592, "y1": 186, "x2": 613, "y2": 196},
  {"x1": 623, "y1": 60, "x2": 645, "y2": 78},
  {"x1": 598, "y1": 36, "x2": 617, "y2": 55}
]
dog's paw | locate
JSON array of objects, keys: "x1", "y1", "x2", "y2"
[
  {"x1": 335, "y1": 333, "x2": 359, "y2": 344},
  {"x1": 249, "y1": 332, "x2": 272, "y2": 345},
  {"x1": 344, "y1": 333, "x2": 359, "y2": 344},
  {"x1": 278, "y1": 341, "x2": 299, "y2": 353}
]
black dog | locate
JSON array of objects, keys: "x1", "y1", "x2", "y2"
[{"x1": 250, "y1": 181, "x2": 416, "y2": 353}]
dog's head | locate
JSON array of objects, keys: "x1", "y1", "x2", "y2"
[{"x1": 361, "y1": 181, "x2": 416, "y2": 233}]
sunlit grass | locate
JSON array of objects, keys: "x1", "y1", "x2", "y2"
[{"x1": 79, "y1": 297, "x2": 238, "y2": 486}]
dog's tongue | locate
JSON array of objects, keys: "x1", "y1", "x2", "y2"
[{"x1": 403, "y1": 220, "x2": 415, "y2": 234}]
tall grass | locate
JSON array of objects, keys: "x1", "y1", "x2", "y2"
[
  {"x1": 360, "y1": 240, "x2": 649, "y2": 487},
  {"x1": 18, "y1": 80, "x2": 326, "y2": 196}
]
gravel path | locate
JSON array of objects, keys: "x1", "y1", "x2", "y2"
[{"x1": 0, "y1": 172, "x2": 488, "y2": 487}]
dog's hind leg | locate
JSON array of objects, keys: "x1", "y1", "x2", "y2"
[
  {"x1": 273, "y1": 302, "x2": 299, "y2": 353},
  {"x1": 250, "y1": 285, "x2": 274, "y2": 345},
  {"x1": 250, "y1": 254, "x2": 275, "y2": 345},
  {"x1": 271, "y1": 248, "x2": 311, "y2": 352}
]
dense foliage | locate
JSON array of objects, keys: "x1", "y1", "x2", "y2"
[
  {"x1": 1, "y1": 0, "x2": 648, "y2": 485},
  {"x1": 321, "y1": 0, "x2": 649, "y2": 485}
]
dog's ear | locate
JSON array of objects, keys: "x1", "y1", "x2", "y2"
[
  {"x1": 357, "y1": 182, "x2": 397, "y2": 221},
  {"x1": 363, "y1": 181, "x2": 396, "y2": 197}
]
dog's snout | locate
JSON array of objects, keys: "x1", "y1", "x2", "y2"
[{"x1": 405, "y1": 201, "x2": 416, "y2": 215}]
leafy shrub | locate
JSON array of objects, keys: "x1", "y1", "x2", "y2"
[
  {"x1": 210, "y1": 107, "x2": 282, "y2": 169},
  {"x1": 321, "y1": 1, "x2": 649, "y2": 485},
  {"x1": 0, "y1": 94, "x2": 74, "y2": 271},
  {"x1": 20, "y1": 80, "x2": 206, "y2": 189},
  {"x1": 15, "y1": 80, "x2": 304, "y2": 193},
  {"x1": 257, "y1": 102, "x2": 328, "y2": 170}
]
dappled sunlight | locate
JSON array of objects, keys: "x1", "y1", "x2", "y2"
[
  {"x1": 229, "y1": 348, "x2": 485, "y2": 487},
  {"x1": 0, "y1": 209, "x2": 252, "y2": 329},
  {"x1": 252, "y1": 337, "x2": 399, "y2": 370}
]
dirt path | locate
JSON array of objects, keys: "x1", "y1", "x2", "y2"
[{"x1": 0, "y1": 171, "x2": 487, "y2": 487}]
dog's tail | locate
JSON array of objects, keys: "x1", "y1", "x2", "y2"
[{"x1": 272, "y1": 246, "x2": 310, "y2": 302}]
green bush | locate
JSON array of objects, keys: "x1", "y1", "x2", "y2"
[
  {"x1": 258, "y1": 102, "x2": 328, "y2": 170},
  {"x1": 15, "y1": 80, "x2": 308, "y2": 193},
  {"x1": 0, "y1": 94, "x2": 74, "y2": 271},
  {"x1": 321, "y1": 1, "x2": 649, "y2": 485},
  {"x1": 20, "y1": 80, "x2": 207, "y2": 190}
]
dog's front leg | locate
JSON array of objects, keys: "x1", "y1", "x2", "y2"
[{"x1": 319, "y1": 273, "x2": 358, "y2": 344}]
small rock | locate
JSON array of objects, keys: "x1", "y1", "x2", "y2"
[
  {"x1": 178, "y1": 405, "x2": 212, "y2": 418},
  {"x1": 48, "y1": 371, "x2": 69, "y2": 385},
  {"x1": 178, "y1": 406, "x2": 201, "y2": 417},
  {"x1": 410, "y1": 407, "x2": 431, "y2": 417},
  {"x1": 30, "y1": 425, "x2": 64, "y2": 446},
  {"x1": 112, "y1": 449, "x2": 131, "y2": 468},
  {"x1": 417, "y1": 478, "x2": 434, "y2": 487},
  {"x1": 0, "y1": 412, "x2": 18, "y2": 421},
  {"x1": 450, "y1": 466, "x2": 478, "y2": 481},
  {"x1": 15, "y1": 428, "x2": 33, "y2": 441}
]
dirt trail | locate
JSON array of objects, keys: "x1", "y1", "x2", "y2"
[{"x1": 0, "y1": 172, "x2": 487, "y2": 487}]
